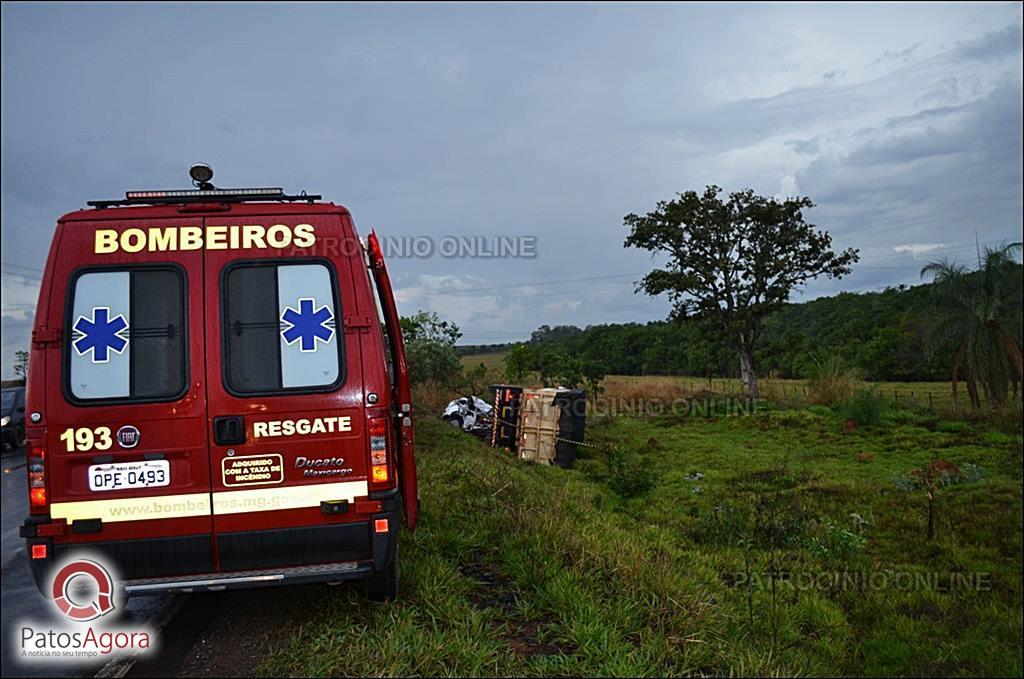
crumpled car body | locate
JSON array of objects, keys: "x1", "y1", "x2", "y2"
[{"x1": 442, "y1": 395, "x2": 493, "y2": 433}]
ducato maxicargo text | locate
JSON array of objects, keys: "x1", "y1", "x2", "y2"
[{"x1": 19, "y1": 165, "x2": 418, "y2": 601}]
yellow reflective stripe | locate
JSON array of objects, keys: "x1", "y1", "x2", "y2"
[
  {"x1": 49, "y1": 481, "x2": 370, "y2": 524},
  {"x1": 211, "y1": 481, "x2": 368, "y2": 516},
  {"x1": 50, "y1": 493, "x2": 211, "y2": 523}
]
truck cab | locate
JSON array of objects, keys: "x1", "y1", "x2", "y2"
[{"x1": 20, "y1": 166, "x2": 417, "y2": 600}]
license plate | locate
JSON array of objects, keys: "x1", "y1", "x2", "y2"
[{"x1": 88, "y1": 460, "x2": 170, "y2": 492}]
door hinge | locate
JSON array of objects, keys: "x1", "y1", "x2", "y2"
[
  {"x1": 343, "y1": 315, "x2": 372, "y2": 333},
  {"x1": 32, "y1": 327, "x2": 62, "y2": 348}
]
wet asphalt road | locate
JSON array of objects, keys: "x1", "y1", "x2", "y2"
[{"x1": 0, "y1": 446, "x2": 173, "y2": 678}]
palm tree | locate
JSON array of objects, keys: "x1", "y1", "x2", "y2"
[{"x1": 920, "y1": 242, "x2": 1023, "y2": 410}]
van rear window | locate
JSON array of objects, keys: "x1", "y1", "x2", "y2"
[
  {"x1": 222, "y1": 261, "x2": 342, "y2": 394},
  {"x1": 67, "y1": 268, "x2": 186, "y2": 402}
]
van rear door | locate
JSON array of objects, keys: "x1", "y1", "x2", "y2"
[
  {"x1": 366, "y1": 231, "x2": 418, "y2": 528},
  {"x1": 43, "y1": 214, "x2": 214, "y2": 578},
  {"x1": 202, "y1": 210, "x2": 373, "y2": 571}
]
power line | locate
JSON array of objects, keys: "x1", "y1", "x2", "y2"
[
  {"x1": 442, "y1": 272, "x2": 646, "y2": 296},
  {"x1": 1, "y1": 262, "x2": 44, "y2": 274},
  {"x1": 1, "y1": 280, "x2": 41, "y2": 288}
]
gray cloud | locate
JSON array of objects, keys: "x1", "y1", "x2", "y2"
[
  {"x1": 954, "y1": 22, "x2": 1023, "y2": 61},
  {"x1": 872, "y1": 41, "x2": 923, "y2": 66},
  {"x1": 2, "y1": 4, "x2": 1022, "y2": 378},
  {"x1": 786, "y1": 137, "x2": 821, "y2": 155}
]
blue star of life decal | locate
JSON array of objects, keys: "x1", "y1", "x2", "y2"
[
  {"x1": 72, "y1": 307, "x2": 130, "y2": 363},
  {"x1": 280, "y1": 298, "x2": 336, "y2": 352}
]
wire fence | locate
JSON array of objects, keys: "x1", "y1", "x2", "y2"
[{"x1": 633, "y1": 376, "x2": 1022, "y2": 413}]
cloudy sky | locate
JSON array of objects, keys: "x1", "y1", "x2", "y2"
[{"x1": 2, "y1": 2, "x2": 1022, "y2": 378}]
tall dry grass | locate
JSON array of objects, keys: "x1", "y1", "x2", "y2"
[
  {"x1": 805, "y1": 354, "x2": 862, "y2": 406},
  {"x1": 600, "y1": 375, "x2": 692, "y2": 403}
]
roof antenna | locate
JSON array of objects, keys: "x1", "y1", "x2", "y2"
[{"x1": 189, "y1": 163, "x2": 216, "y2": 191}]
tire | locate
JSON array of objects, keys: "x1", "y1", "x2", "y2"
[
  {"x1": 364, "y1": 548, "x2": 399, "y2": 602},
  {"x1": 15, "y1": 425, "x2": 26, "y2": 450},
  {"x1": 445, "y1": 415, "x2": 463, "y2": 429}
]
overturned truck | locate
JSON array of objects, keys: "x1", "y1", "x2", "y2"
[{"x1": 488, "y1": 385, "x2": 586, "y2": 469}]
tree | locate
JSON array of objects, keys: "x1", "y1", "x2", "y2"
[
  {"x1": 400, "y1": 311, "x2": 463, "y2": 387},
  {"x1": 892, "y1": 461, "x2": 983, "y2": 540},
  {"x1": 502, "y1": 343, "x2": 605, "y2": 393},
  {"x1": 530, "y1": 324, "x2": 583, "y2": 344},
  {"x1": 920, "y1": 242, "x2": 1023, "y2": 410},
  {"x1": 624, "y1": 185, "x2": 859, "y2": 397},
  {"x1": 504, "y1": 344, "x2": 533, "y2": 382},
  {"x1": 461, "y1": 362, "x2": 490, "y2": 395},
  {"x1": 13, "y1": 350, "x2": 28, "y2": 380}
]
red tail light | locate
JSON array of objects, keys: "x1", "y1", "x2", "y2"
[
  {"x1": 367, "y1": 415, "x2": 393, "y2": 489},
  {"x1": 28, "y1": 446, "x2": 48, "y2": 514},
  {"x1": 31, "y1": 544, "x2": 48, "y2": 560},
  {"x1": 30, "y1": 488, "x2": 48, "y2": 508}
]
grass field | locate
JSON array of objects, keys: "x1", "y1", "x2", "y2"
[
  {"x1": 460, "y1": 350, "x2": 509, "y2": 373},
  {"x1": 459, "y1": 351, "x2": 1017, "y2": 413},
  {"x1": 262, "y1": 400, "x2": 1023, "y2": 676}
]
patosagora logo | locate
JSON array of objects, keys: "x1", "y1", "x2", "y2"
[
  {"x1": 50, "y1": 559, "x2": 116, "y2": 622},
  {"x1": 16, "y1": 556, "x2": 153, "y2": 662}
]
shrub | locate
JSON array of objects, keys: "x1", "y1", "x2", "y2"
[
  {"x1": 806, "y1": 354, "x2": 862, "y2": 406},
  {"x1": 892, "y1": 460, "x2": 983, "y2": 539},
  {"x1": 402, "y1": 311, "x2": 463, "y2": 387},
  {"x1": 804, "y1": 514, "x2": 869, "y2": 561},
  {"x1": 603, "y1": 446, "x2": 654, "y2": 498},
  {"x1": 692, "y1": 503, "x2": 751, "y2": 546},
  {"x1": 839, "y1": 388, "x2": 889, "y2": 427}
]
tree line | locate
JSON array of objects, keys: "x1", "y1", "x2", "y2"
[{"x1": 520, "y1": 260, "x2": 1023, "y2": 384}]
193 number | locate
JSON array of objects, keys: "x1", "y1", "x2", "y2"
[{"x1": 60, "y1": 427, "x2": 113, "y2": 452}]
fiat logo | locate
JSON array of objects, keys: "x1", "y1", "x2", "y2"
[{"x1": 116, "y1": 425, "x2": 140, "y2": 448}]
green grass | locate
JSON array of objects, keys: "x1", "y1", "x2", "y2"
[
  {"x1": 459, "y1": 351, "x2": 509, "y2": 373},
  {"x1": 261, "y1": 407, "x2": 1023, "y2": 677}
]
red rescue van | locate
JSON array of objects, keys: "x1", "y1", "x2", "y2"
[{"x1": 20, "y1": 165, "x2": 417, "y2": 600}]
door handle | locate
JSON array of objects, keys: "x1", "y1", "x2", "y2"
[{"x1": 213, "y1": 416, "x2": 246, "y2": 445}]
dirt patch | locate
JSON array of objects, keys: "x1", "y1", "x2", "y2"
[
  {"x1": 903, "y1": 598, "x2": 945, "y2": 621},
  {"x1": 733, "y1": 468, "x2": 814, "y2": 490},
  {"x1": 802, "y1": 483, "x2": 858, "y2": 501},
  {"x1": 459, "y1": 552, "x2": 575, "y2": 658},
  {"x1": 126, "y1": 584, "x2": 332, "y2": 678}
]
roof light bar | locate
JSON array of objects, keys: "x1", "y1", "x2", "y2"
[
  {"x1": 125, "y1": 187, "x2": 285, "y2": 200},
  {"x1": 88, "y1": 184, "x2": 320, "y2": 208}
]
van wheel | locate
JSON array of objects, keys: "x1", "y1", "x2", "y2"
[
  {"x1": 445, "y1": 415, "x2": 463, "y2": 429},
  {"x1": 364, "y1": 549, "x2": 399, "y2": 602}
]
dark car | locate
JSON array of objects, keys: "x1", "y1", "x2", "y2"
[{"x1": 1, "y1": 387, "x2": 26, "y2": 449}]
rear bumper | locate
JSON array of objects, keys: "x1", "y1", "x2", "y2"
[
  {"x1": 23, "y1": 498, "x2": 400, "y2": 596},
  {"x1": 122, "y1": 560, "x2": 374, "y2": 595}
]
